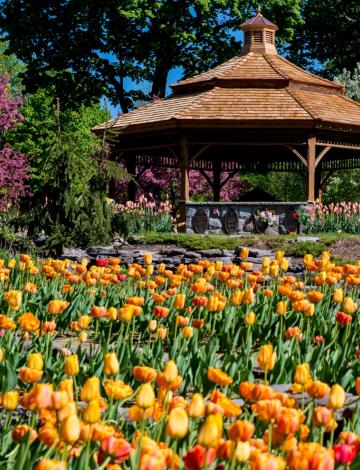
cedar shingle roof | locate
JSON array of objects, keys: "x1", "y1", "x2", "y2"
[{"x1": 93, "y1": 18, "x2": 360, "y2": 135}]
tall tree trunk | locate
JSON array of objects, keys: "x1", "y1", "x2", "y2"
[{"x1": 151, "y1": 62, "x2": 170, "y2": 98}]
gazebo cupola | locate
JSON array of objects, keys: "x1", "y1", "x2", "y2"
[{"x1": 240, "y1": 7, "x2": 278, "y2": 56}]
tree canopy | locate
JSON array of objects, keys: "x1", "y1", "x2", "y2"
[
  {"x1": 0, "y1": 0, "x2": 302, "y2": 112},
  {"x1": 287, "y1": 0, "x2": 360, "y2": 76}
]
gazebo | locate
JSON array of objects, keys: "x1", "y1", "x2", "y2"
[{"x1": 93, "y1": 10, "x2": 360, "y2": 234}]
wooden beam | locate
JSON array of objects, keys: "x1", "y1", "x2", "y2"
[
  {"x1": 316, "y1": 142, "x2": 360, "y2": 151},
  {"x1": 219, "y1": 171, "x2": 238, "y2": 189},
  {"x1": 180, "y1": 134, "x2": 189, "y2": 202},
  {"x1": 286, "y1": 145, "x2": 307, "y2": 167},
  {"x1": 213, "y1": 159, "x2": 221, "y2": 202},
  {"x1": 199, "y1": 169, "x2": 214, "y2": 188},
  {"x1": 126, "y1": 157, "x2": 137, "y2": 201},
  {"x1": 306, "y1": 135, "x2": 316, "y2": 202},
  {"x1": 315, "y1": 146, "x2": 331, "y2": 168},
  {"x1": 188, "y1": 144, "x2": 211, "y2": 164}
]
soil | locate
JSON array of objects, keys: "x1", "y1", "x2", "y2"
[{"x1": 330, "y1": 236, "x2": 360, "y2": 261}]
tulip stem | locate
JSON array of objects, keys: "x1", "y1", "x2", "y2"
[{"x1": 268, "y1": 423, "x2": 273, "y2": 452}]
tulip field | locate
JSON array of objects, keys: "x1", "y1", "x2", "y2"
[{"x1": 0, "y1": 250, "x2": 359, "y2": 469}]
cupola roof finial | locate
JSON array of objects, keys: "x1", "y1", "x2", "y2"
[{"x1": 257, "y1": 4, "x2": 262, "y2": 15}]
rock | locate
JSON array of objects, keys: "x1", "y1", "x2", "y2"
[
  {"x1": 278, "y1": 224, "x2": 288, "y2": 235},
  {"x1": 86, "y1": 246, "x2": 119, "y2": 256},
  {"x1": 199, "y1": 249, "x2": 223, "y2": 257},
  {"x1": 297, "y1": 236, "x2": 319, "y2": 243},
  {"x1": 62, "y1": 247, "x2": 88, "y2": 261},
  {"x1": 264, "y1": 226, "x2": 278, "y2": 235},
  {"x1": 243, "y1": 222, "x2": 254, "y2": 232},
  {"x1": 288, "y1": 264, "x2": 304, "y2": 273},
  {"x1": 160, "y1": 248, "x2": 186, "y2": 256},
  {"x1": 208, "y1": 218, "x2": 223, "y2": 230}
]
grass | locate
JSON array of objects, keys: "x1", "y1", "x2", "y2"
[{"x1": 134, "y1": 232, "x2": 360, "y2": 259}]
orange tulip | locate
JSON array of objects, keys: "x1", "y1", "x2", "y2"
[
  {"x1": 228, "y1": 420, "x2": 255, "y2": 441},
  {"x1": 254, "y1": 399, "x2": 282, "y2": 422},
  {"x1": 207, "y1": 367, "x2": 233, "y2": 386},
  {"x1": 257, "y1": 344, "x2": 276, "y2": 372},
  {"x1": 306, "y1": 381, "x2": 330, "y2": 399}
]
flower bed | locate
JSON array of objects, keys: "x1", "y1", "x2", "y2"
[{"x1": 0, "y1": 250, "x2": 359, "y2": 468}]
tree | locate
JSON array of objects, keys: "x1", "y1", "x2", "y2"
[
  {"x1": 287, "y1": 0, "x2": 360, "y2": 76},
  {"x1": 334, "y1": 64, "x2": 360, "y2": 102},
  {"x1": 0, "y1": 0, "x2": 302, "y2": 112},
  {"x1": 0, "y1": 74, "x2": 30, "y2": 211}
]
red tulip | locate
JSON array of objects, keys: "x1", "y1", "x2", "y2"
[
  {"x1": 333, "y1": 444, "x2": 356, "y2": 465},
  {"x1": 183, "y1": 445, "x2": 216, "y2": 470},
  {"x1": 336, "y1": 311, "x2": 352, "y2": 325},
  {"x1": 96, "y1": 259, "x2": 108, "y2": 267}
]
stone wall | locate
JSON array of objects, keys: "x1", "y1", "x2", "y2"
[{"x1": 185, "y1": 202, "x2": 305, "y2": 235}]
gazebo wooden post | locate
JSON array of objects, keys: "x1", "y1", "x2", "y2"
[
  {"x1": 315, "y1": 164, "x2": 322, "y2": 201},
  {"x1": 213, "y1": 159, "x2": 221, "y2": 202},
  {"x1": 126, "y1": 155, "x2": 137, "y2": 202},
  {"x1": 306, "y1": 135, "x2": 316, "y2": 202},
  {"x1": 179, "y1": 134, "x2": 189, "y2": 227}
]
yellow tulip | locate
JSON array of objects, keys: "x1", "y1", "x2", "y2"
[
  {"x1": 2, "y1": 391, "x2": 18, "y2": 411},
  {"x1": 198, "y1": 414, "x2": 223, "y2": 448},
  {"x1": 27, "y1": 353, "x2": 44, "y2": 371},
  {"x1": 166, "y1": 407, "x2": 189, "y2": 439},
  {"x1": 80, "y1": 377, "x2": 101, "y2": 402},
  {"x1": 83, "y1": 400, "x2": 101, "y2": 423},
  {"x1": 294, "y1": 363, "x2": 311, "y2": 385},
  {"x1": 188, "y1": 393, "x2": 206, "y2": 418},
  {"x1": 64, "y1": 355, "x2": 79, "y2": 376},
  {"x1": 103, "y1": 353, "x2": 119, "y2": 376},
  {"x1": 257, "y1": 344, "x2": 276, "y2": 372},
  {"x1": 328, "y1": 384, "x2": 345, "y2": 410},
  {"x1": 136, "y1": 383, "x2": 155, "y2": 409},
  {"x1": 60, "y1": 414, "x2": 80, "y2": 443}
]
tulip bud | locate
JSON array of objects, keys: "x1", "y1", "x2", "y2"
[
  {"x1": 64, "y1": 355, "x2": 79, "y2": 376},
  {"x1": 136, "y1": 383, "x2": 155, "y2": 409},
  {"x1": 163, "y1": 360, "x2": 178, "y2": 384},
  {"x1": 333, "y1": 288, "x2": 344, "y2": 304},
  {"x1": 257, "y1": 344, "x2": 276, "y2": 372},
  {"x1": 83, "y1": 400, "x2": 101, "y2": 423},
  {"x1": 0, "y1": 347, "x2": 5, "y2": 363},
  {"x1": 58, "y1": 379, "x2": 74, "y2": 402},
  {"x1": 149, "y1": 320, "x2": 157, "y2": 332},
  {"x1": 80, "y1": 377, "x2": 101, "y2": 402},
  {"x1": 60, "y1": 414, "x2": 80, "y2": 443},
  {"x1": 244, "y1": 312, "x2": 256, "y2": 326},
  {"x1": 174, "y1": 293, "x2": 186, "y2": 309},
  {"x1": 78, "y1": 315, "x2": 91, "y2": 329},
  {"x1": 234, "y1": 441, "x2": 251, "y2": 462},
  {"x1": 27, "y1": 353, "x2": 44, "y2": 371},
  {"x1": 166, "y1": 407, "x2": 189, "y2": 439},
  {"x1": 103, "y1": 353, "x2": 119, "y2": 376},
  {"x1": 294, "y1": 363, "x2": 311, "y2": 386},
  {"x1": 2, "y1": 391, "x2": 18, "y2": 411},
  {"x1": 188, "y1": 393, "x2": 206, "y2": 418},
  {"x1": 328, "y1": 384, "x2": 345, "y2": 410},
  {"x1": 144, "y1": 253, "x2": 152, "y2": 265},
  {"x1": 198, "y1": 414, "x2": 223, "y2": 448},
  {"x1": 52, "y1": 391, "x2": 69, "y2": 410},
  {"x1": 276, "y1": 301, "x2": 287, "y2": 316},
  {"x1": 182, "y1": 326, "x2": 193, "y2": 338},
  {"x1": 240, "y1": 248, "x2": 249, "y2": 260},
  {"x1": 356, "y1": 377, "x2": 360, "y2": 396},
  {"x1": 79, "y1": 331, "x2": 87, "y2": 343},
  {"x1": 228, "y1": 420, "x2": 255, "y2": 442}
]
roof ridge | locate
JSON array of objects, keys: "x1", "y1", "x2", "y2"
[
  {"x1": 176, "y1": 87, "x2": 219, "y2": 118},
  {"x1": 174, "y1": 54, "x2": 250, "y2": 86},
  {"x1": 276, "y1": 55, "x2": 342, "y2": 89},
  {"x1": 286, "y1": 88, "x2": 320, "y2": 120},
  {"x1": 337, "y1": 92, "x2": 360, "y2": 109},
  {"x1": 263, "y1": 54, "x2": 290, "y2": 80}
]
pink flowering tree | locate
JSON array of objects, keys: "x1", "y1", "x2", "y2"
[
  {"x1": 114, "y1": 166, "x2": 249, "y2": 203},
  {"x1": 0, "y1": 74, "x2": 30, "y2": 210}
]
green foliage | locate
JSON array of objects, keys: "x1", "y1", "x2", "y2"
[
  {"x1": 334, "y1": 63, "x2": 360, "y2": 101},
  {"x1": 0, "y1": 0, "x2": 302, "y2": 111},
  {"x1": 288, "y1": 0, "x2": 359, "y2": 76},
  {"x1": 242, "y1": 172, "x2": 306, "y2": 202}
]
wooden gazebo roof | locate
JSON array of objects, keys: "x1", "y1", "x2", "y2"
[{"x1": 93, "y1": 9, "x2": 360, "y2": 205}]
